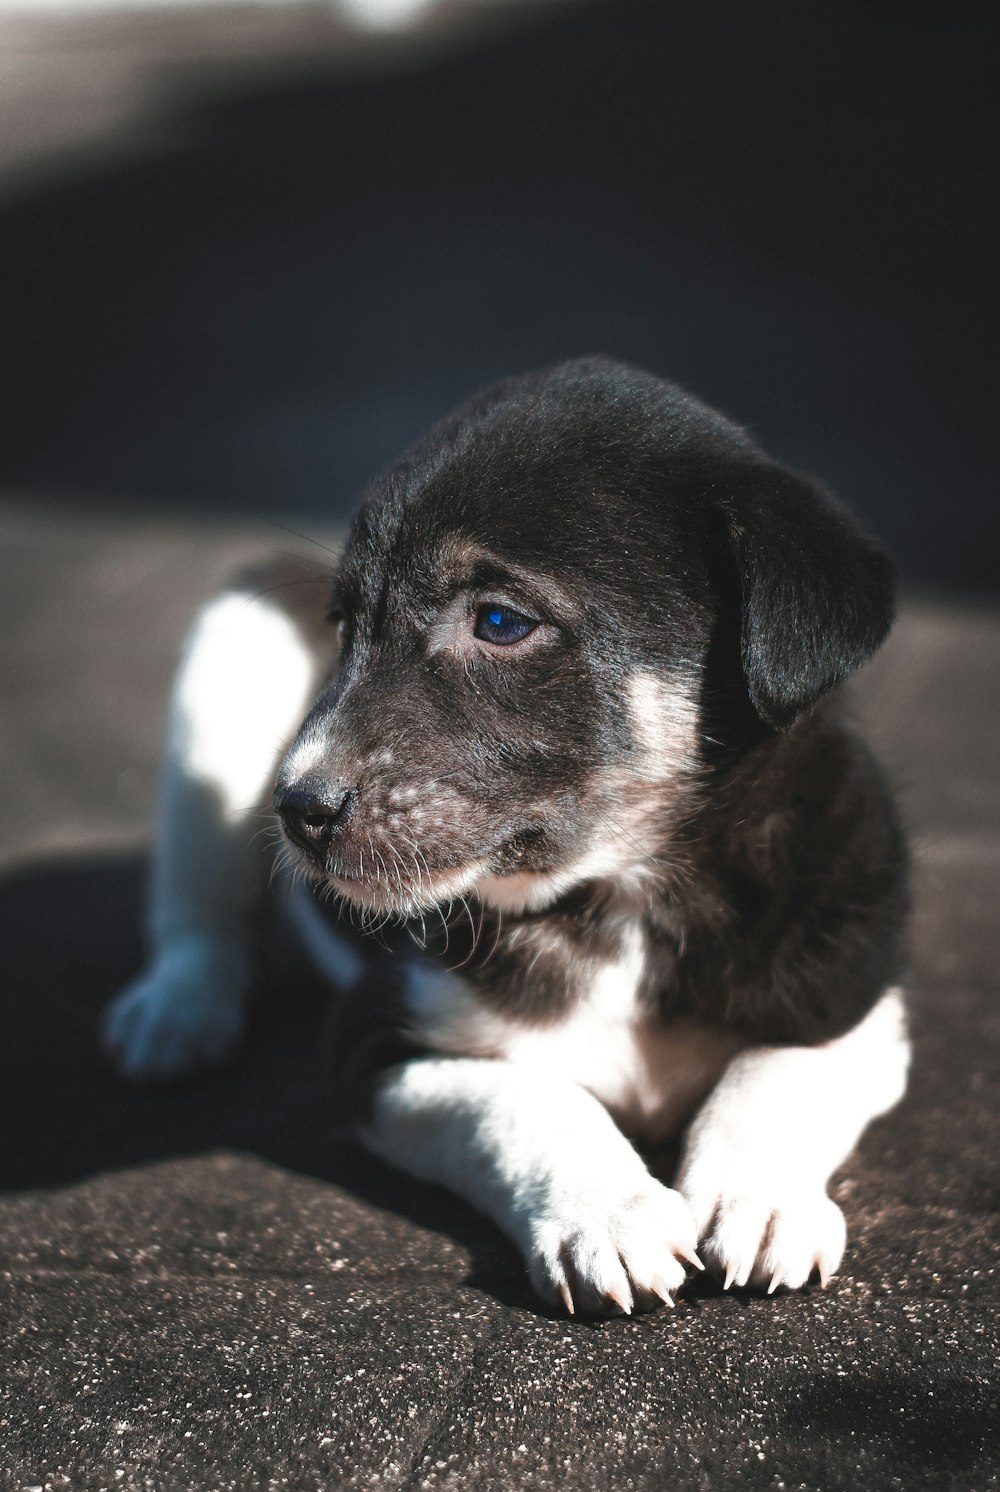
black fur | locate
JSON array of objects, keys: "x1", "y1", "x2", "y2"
[{"x1": 273, "y1": 357, "x2": 907, "y2": 1072}]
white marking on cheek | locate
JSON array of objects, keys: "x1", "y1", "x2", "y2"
[
  {"x1": 172, "y1": 591, "x2": 319, "y2": 819},
  {"x1": 475, "y1": 678, "x2": 702, "y2": 916},
  {"x1": 475, "y1": 800, "x2": 662, "y2": 914},
  {"x1": 587, "y1": 924, "x2": 647, "y2": 1022},
  {"x1": 628, "y1": 668, "x2": 700, "y2": 770}
]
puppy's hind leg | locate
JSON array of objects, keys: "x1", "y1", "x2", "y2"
[{"x1": 102, "y1": 562, "x2": 332, "y2": 1081}]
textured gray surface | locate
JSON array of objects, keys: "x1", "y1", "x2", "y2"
[{"x1": 0, "y1": 509, "x2": 998, "y2": 1490}]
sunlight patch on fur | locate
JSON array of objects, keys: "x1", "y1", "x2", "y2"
[{"x1": 172, "y1": 591, "x2": 318, "y2": 820}]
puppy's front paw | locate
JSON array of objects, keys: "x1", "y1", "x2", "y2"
[
  {"x1": 101, "y1": 936, "x2": 251, "y2": 1082},
  {"x1": 528, "y1": 1178, "x2": 701, "y2": 1317},
  {"x1": 682, "y1": 1182, "x2": 846, "y2": 1293}
]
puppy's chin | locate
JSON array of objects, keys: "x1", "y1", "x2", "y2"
[
  {"x1": 285, "y1": 839, "x2": 572, "y2": 921},
  {"x1": 470, "y1": 869, "x2": 577, "y2": 915},
  {"x1": 316, "y1": 856, "x2": 642, "y2": 921},
  {"x1": 285, "y1": 845, "x2": 494, "y2": 921}
]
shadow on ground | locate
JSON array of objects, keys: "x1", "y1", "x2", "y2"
[{"x1": 0, "y1": 848, "x2": 556, "y2": 1309}]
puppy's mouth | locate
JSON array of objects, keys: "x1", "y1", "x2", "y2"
[
  {"x1": 287, "y1": 837, "x2": 527, "y2": 917},
  {"x1": 273, "y1": 781, "x2": 539, "y2": 915}
]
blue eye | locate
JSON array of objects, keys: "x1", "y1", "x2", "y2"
[{"x1": 474, "y1": 603, "x2": 537, "y2": 646}]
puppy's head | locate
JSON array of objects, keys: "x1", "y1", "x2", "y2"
[{"x1": 275, "y1": 358, "x2": 893, "y2": 916}]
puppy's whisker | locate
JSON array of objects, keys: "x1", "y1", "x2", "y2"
[
  {"x1": 244, "y1": 573, "x2": 336, "y2": 612},
  {"x1": 447, "y1": 892, "x2": 484, "y2": 972},
  {"x1": 437, "y1": 898, "x2": 452, "y2": 957},
  {"x1": 260, "y1": 519, "x2": 344, "y2": 563},
  {"x1": 411, "y1": 849, "x2": 425, "y2": 900},
  {"x1": 250, "y1": 825, "x2": 281, "y2": 853},
  {"x1": 398, "y1": 828, "x2": 432, "y2": 899},
  {"x1": 484, "y1": 904, "x2": 504, "y2": 968},
  {"x1": 414, "y1": 844, "x2": 433, "y2": 889},
  {"x1": 386, "y1": 842, "x2": 406, "y2": 894}
]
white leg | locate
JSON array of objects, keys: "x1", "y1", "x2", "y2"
[
  {"x1": 365, "y1": 1057, "x2": 701, "y2": 1316},
  {"x1": 102, "y1": 588, "x2": 324, "y2": 1080},
  {"x1": 676, "y1": 988, "x2": 910, "y2": 1291}
]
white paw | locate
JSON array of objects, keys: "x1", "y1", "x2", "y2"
[
  {"x1": 681, "y1": 1181, "x2": 846, "y2": 1292},
  {"x1": 527, "y1": 1177, "x2": 702, "y2": 1317},
  {"x1": 101, "y1": 936, "x2": 251, "y2": 1082}
]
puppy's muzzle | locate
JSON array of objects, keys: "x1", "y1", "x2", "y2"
[{"x1": 274, "y1": 777, "x2": 354, "y2": 859}]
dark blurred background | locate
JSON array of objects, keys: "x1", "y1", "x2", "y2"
[{"x1": 3, "y1": 0, "x2": 997, "y2": 594}]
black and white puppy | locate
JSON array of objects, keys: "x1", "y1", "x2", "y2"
[{"x1": 103, "y1": 357, "x2": 910, "y2": 1315}]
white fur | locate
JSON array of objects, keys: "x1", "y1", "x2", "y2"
[
  {"x1": 365, "y1": 1056, "x2": 700, "y2": 1315},
  {"x1": 378, "y1": 985, "x2": 909, "y2": 1305},
  {"x1": 173, "y1": 592, "x2": 317, "y2": 820},
  {"x1": 279, "y1": 723, "x2": 329, "y2": 784},
  {"x1": 627, "y1": 666, "x2": 700, "y2": 768},
  {"x1": 405, "y1": 936, "x2": 743, "y2": 1140},
  {"x1": 103, "y1": 589, "x2": 323, "y2": 1081},
  {"x1": 472, "y1": 798, "x2": 663, "y2": 914},
  {"x1": 676, "y1": 987, "x2": 910, "y2": 1290}
]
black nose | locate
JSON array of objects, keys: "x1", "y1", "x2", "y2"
[{"x1": 274, "y1": 780, "x2": 353, "y2": 856}]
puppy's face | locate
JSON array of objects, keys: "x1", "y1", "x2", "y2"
[
  {"x1": 275, "y1": 359, "x2": 894, "y2": 916},
  {"x1": 275, "y1": 369, "x2": 718, "y2": 916}
]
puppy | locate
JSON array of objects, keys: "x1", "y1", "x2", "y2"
[{"x1": 103, "y1": 357, "x2": 910, "y2": 1315}]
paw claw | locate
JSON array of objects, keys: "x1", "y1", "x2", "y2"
[
  {"x1": 677, "y1": 1244, "x2": 705, "y2": 1271},
  {"x1": 606, "y1": 1283, "x2": 633, "y2": 1316},
  {"x1": 557, "y1": 1280, "x2": 576, "y2": 1316},
  {"x1": 649, "y1": 1274, "x2": 675, "y2": 1307},
  {"x1": 531, "y1": 1179, "x2": 697, "y2": 1318},
  {"x1": 683, "y1": 1185, "x2": 847, "y2": 1296}
]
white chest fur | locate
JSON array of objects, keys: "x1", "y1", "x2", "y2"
[{"x1": 404, "y1": 928, "x2": 745, "y2": 1142}]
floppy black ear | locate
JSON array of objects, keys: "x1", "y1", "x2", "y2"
[{"x1": 727, "y1": 466, "x2": 895, "y2": 730}]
